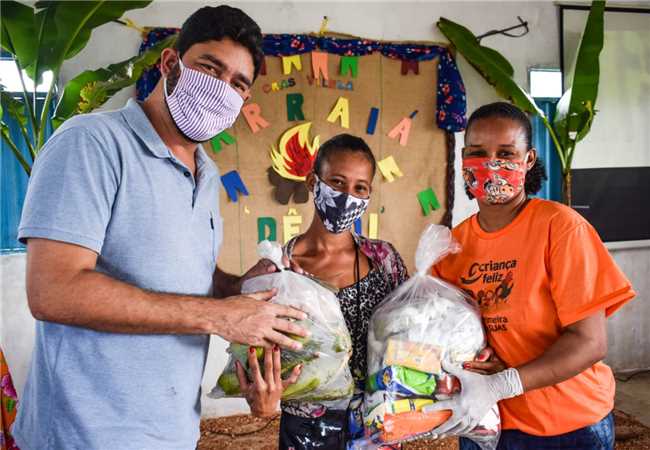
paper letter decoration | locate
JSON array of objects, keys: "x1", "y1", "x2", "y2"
[
  {"x1": 367, "y1": 107, "x2": 379, "y2": 135},
  {"x1": 286, "y1": 93, "x2": 305, "y2": 121},
  {"x1": 221, "y1": 170, "x2": 250, "y2": 203},
  {"x1": 368, "y1": 213, "x2": 379, "y2": 239},
  {"x1": 377, "y1": 156, "x2": 404, "y2": 182},
  {"x1": 257, "y1": 217, "x2": 277, "y2": 242},
  {"x1": 401, "y1": 60, "x2": 420, "y2": 75},
  {"x1": 340, "y1": 55, "x2": 359, "y2": 78},
  {"x1": 388, "y1": 117, "x2": 412, "y2": 146},
  {"x1": 241, "y1": 103, "x2": 270, "y2": 134},
  {"x1": 283, "y1": 209, "x2": 302, "y2": 243},
  {"x1": 417, "y1": 188, "x2": 441, "y2": 216},
  {"x1": 282, "y1": 55, "x2": 302, "y2": 75},
  {"x1": 311, "y1": 51, "x2": 329, "y2": 80},
  {"x1": 210, "y1": 130, "x2": 236, "y2": 154},
  {"x1": 327, "y1": 97, "x2": 350, "y2": 129}
]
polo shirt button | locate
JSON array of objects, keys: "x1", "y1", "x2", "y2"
[{"x1": 184, "y1": 171, "x2": 191, "y2": 178}]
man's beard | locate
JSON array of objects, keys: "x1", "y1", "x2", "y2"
[
  {"x1": 164, "y1": 62, "x2": 203, "y2": 144},
  {"x1": 165, "y1": 62, "x2": 181, "y2": 96}
]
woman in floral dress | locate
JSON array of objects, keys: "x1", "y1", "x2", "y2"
[{"x1": 235, "y1": 134, "x2": 408, "y2": 449}]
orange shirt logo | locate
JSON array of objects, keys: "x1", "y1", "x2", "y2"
[{"x1": 460, "y1": 259, "x2": 516, "y2": 312}]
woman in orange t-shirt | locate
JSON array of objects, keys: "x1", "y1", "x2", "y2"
[{"x1": 427, "y1": 102, "x2": 635, "y2": 450}]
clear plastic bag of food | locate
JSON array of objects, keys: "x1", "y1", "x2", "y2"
[
  {"x1": 349, "y1": 225, "x2": 500, "y2": 450},
  {"x1": 209, "y1": 240, "x2": 354, "y2": 402}
]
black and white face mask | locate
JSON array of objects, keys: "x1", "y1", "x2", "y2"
[{"x1": 312, "y1": 176, "x2": 370, "y2": 234}]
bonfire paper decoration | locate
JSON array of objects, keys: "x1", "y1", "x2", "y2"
[{"x1": 268, "y1": 123, "x2": 321, "y2": 204}]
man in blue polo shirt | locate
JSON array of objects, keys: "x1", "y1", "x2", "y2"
[{"x1": 14, "y1": 6, "x2": 307, "y2": 450}]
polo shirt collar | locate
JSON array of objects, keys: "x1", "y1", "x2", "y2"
[
  {"x1": 121, "y1": 98, "x2": 173, "y2": 159},
  {"x1": 195, "y1": 143, "x2": 215, "y2": 183},
  {"x1": 122, "y1": 99, "x2": 216, "y2": 181},
  {"x1": 195, "y1": 143, "x2": 210, "y2": 170}
]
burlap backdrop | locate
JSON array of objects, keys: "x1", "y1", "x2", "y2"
[{"x1": 212, "y1": 52, "x2": 449, "y2": 274}]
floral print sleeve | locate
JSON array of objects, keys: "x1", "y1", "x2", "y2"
[
  {"x1": 1, "y1": 348, "x2": 19, "y2": 450},
  {"x1": 386, "y1": 241, "x2": 409, "y2": 288},
  {"x1": 356, "y1": 236, "x2": 408, "y2": 290}
]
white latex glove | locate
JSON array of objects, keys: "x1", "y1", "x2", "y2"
[{"x1": 423, "y1": 362, "x2": 523, "y2": 436}]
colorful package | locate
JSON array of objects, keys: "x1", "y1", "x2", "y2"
[
  {"x1": 366, "y1": 366, "x2": 437, "y2": 397},
  {"x1": 383, "y1": 339, "x2": 442, "y2": 374}
]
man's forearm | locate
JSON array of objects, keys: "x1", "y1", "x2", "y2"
[
  {"x1": 32, "y1": 269, "x2": 228, "y2": 335},
  {"x1": 24, "y1": 239, "x2": 302, "y2": 348}
]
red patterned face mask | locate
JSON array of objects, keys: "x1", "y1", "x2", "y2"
[{"x1": 462, "y1": 157, "x2": 527, "y2": 204}]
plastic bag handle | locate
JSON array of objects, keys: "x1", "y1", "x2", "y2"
[
  {"x1": 414, "y1": 224, "x2": 461, "y2": 275},
  {"x1": 258, "y1": 240, "x2": 286, "y2": 270}
]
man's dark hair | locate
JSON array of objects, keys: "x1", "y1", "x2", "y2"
[
  {"x1": 464, "y1": 101, "x2": 547, "y2": 197},
  {"x1": 314, "y1": 134, "x2": 376, "y2": 178},
  {"x1": 176, "y1": 6, "x2": 264, "y2": 80}
]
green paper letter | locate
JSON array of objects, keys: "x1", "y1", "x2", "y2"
[
  {"x1": 257, "y1": 217, "x2": 277, "y2": 242},
  {"x1": 286, "y1": 93, "x2": 305, "y2": 121},
  {"x1": 340, "y1": 56, "x2": 359, "y2": 78},
  {"x1": 417, "y1": 188, "x2": 441, "y2": 216},
  {"x1": 210, "y1": 131, "x2": 236, "y2": 153}
]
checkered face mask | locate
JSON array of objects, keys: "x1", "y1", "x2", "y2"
[
  {"x1": 164, "y1": 58, "x2": 244, "y2": 142},
  {"x1": 313, "y1": 176, "x2": 370, "y2": 234}
]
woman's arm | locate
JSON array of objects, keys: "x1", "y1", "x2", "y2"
[
  {"x1": 464, "y1": 310, "x2": 607, "y2": 389},
  {"x1": 518, "y1": 310, "x2": 607, "y2": 391},
  {"x1": 427, "y1": 310, "x2": 608, "y2": 436}
]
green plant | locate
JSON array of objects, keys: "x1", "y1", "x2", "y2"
[
  {"x1": 1, "y1": 1, "x2": 176, "y2": 176},
  {"x1": 437, "y1": 0, "x2": 605, "y2": 205}
]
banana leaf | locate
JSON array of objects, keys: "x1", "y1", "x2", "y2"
[
  {"x1": 0, "y1": 1, "x2": 38, "y2": 74},
  {"x1": 1, "y1": 1, "x2": 151, "y2": 83},
  {"x1": 553, "y1": 0, "x2": 605, "y2": 162},
  {"x1": 1, "y1": 91, "x2": 28, "y2": 129},
  {"x1": 1, "y1": 89, "x2": 30, "y2": 152},
  {"x1": 52, "y1": 34, "x2": 177, "y2": 128},
  {"x1": 0, "y1": 91, "x2": 32, "y2": 174},
  {"x1": 34, "y1": 1, "x2": 151, "y2": 82},
  {"x1": 437, "y1": 17, "x2": 545, "y2": 119}
]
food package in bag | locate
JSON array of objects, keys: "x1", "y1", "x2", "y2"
[
  {"x1": 349, "y1": 225, "x2": 500, "y2": 450},
  {"x1": 209, "y1": 240, "x2": 354, "y2": 402}
]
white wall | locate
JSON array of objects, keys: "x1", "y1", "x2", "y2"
[
  {"x1": 564, "y1": 8, "x2": 650, "y2": 169},
  {"x1": 2, "y1": 1, "x2": 648, "y2": 419},
  {"x1": 607, "y1": 247, "x2": 650, "y2": 372},
  {"x1": 1, "y1": 254, "x2": 32, "y2": 397}
]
